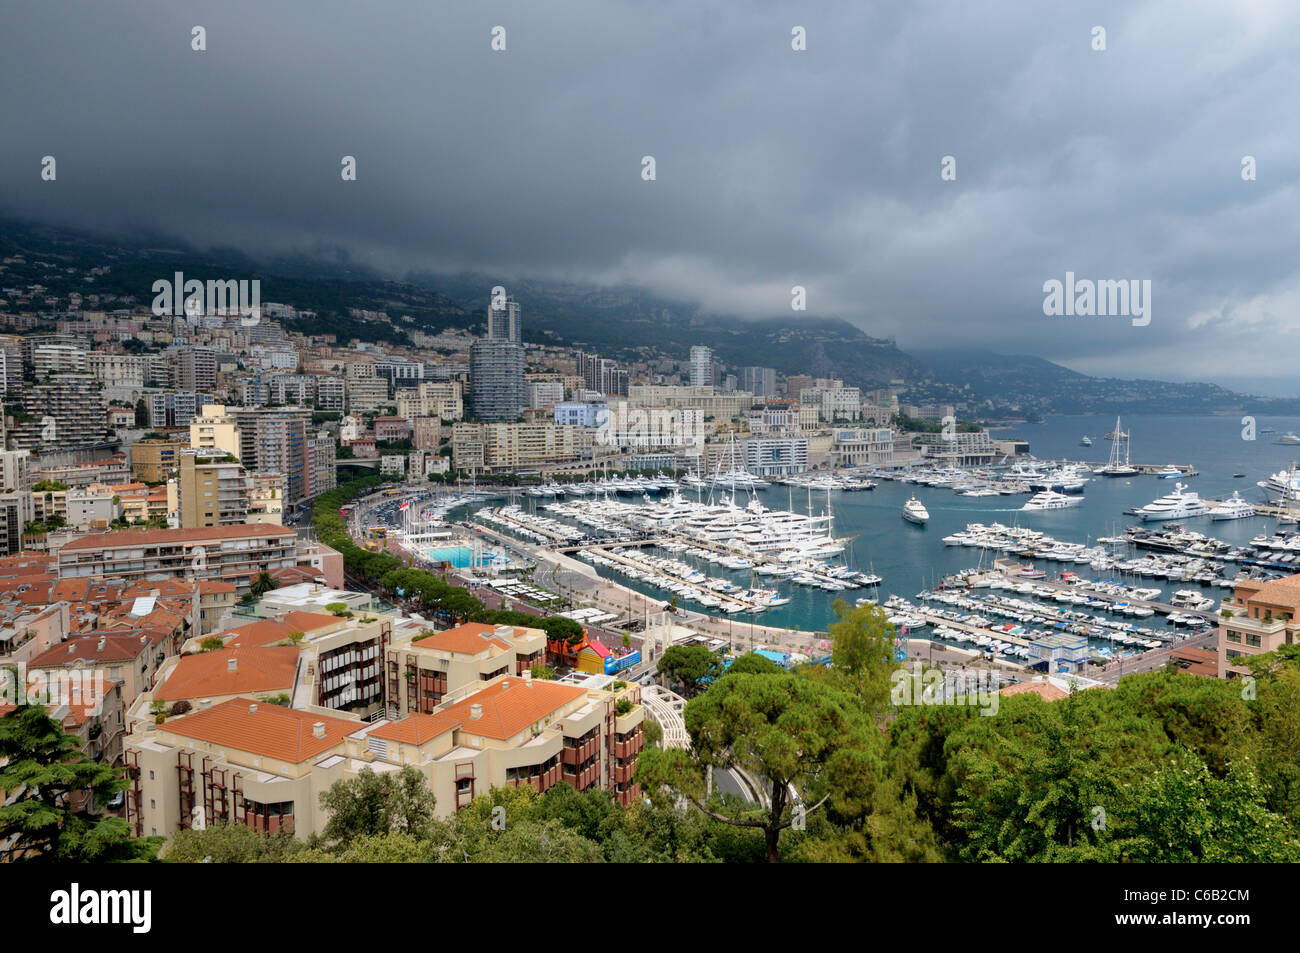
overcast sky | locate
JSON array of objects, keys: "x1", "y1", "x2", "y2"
[{"x1": 2, "y1": 1, "x2": 1298, "y2": 392}]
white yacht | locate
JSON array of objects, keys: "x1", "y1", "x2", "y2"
[
  {"x1": 902, "y1": 497, "x2": 929, "y2": 524},
  {"x1": 1211, "y1": 491, "x2": 1255, "y2": 521},
  {"x1": 1021, "y1": 490, "x2": 1083, "y2": 511},
  {"x1": 1257, "y1": 467, "x2": 1300, "y2": 503},
  {"x1": 1136, "y1": 483, "x2": 1209, "y2": 522},
  {"x1": 1155, "y1": 465, "x2": 1182, "y2": 479},
  {"x1": 1080, "y1": 436, "x2": 1092, "y2": 447},
  {"x1": 1274, "y1": 433, "x2": 1300, "y2": 446},
  {"x1": 1098, "y1": 416, "x2": 1138, "y2": 476}
]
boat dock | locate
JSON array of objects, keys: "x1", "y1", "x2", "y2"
[
  {"x1": 989, "y1": 564, "x2": 1220, "y2": 624},
  {"x1": 1099, "y1": 463, "x2": 1199, "y2": 476}
]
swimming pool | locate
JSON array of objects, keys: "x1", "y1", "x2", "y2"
[{"x1": 421, "y1": 545, "x2": 511, "y2": 569}]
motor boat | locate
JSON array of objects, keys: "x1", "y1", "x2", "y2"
[
  {"x1": 1273, "y1": 433, "x2": 1300, "y2": 446},
  {"x1": 1021, "y1": 490, "x2": 1083, "y2": 512},
  {"x1": 902, "y1": 497, "x2": 929, "y2": 524},
  {"x1": 1136, "y1": 483, "x2": 1209, "y2": 522},
  {"x1": 1211, "y1": 491, "x2": 1255, "y2": 521},
  {"x1": 1155, "y1": 465, "x2": 1182, "y2": 479}
]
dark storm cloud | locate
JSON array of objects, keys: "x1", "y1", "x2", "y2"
[{"x1": 1, "y1": 0, "x2": 1297, "y2": 385}]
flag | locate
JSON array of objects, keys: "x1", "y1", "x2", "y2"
[{"x1": 400, "y1": 501, "x2": 410, "y2": 512}]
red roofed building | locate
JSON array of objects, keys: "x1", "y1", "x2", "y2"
[
  {"x1": 56, "y1": 524, "x2": 298, "y2": 592},
  {"x1": 388, "y1": 622, "x2": 547, "y2": 715},
  {"x1": 122, "y1": 673, "x2": 646, "y2": 839}
]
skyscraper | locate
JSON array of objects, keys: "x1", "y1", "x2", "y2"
[
  {"x1": 741, "y1": 366, "x2": 776, "y2": 398},
  {"x1": 487, "y1": 297, "x2": 522, "y2": 343},
  {"x1": 472, "y1": 296, "x2": 525, "y2": 421},
  {"x1": 689, "y1": 345, "x2": 713, "y2": 387}
]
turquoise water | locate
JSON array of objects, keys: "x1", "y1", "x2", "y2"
[
  {"x1": 468, "y1": 413, "x2": 1300, "y2": 631},
  {"x1": 422, "y1": 545, "x2": 510, "y2": 569}
]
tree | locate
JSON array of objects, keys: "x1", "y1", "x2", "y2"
[
  {"x1": 725, "y1": 652, "x2": 783, "y2": 676},
  {"x1": 656, "y1": 644, "x2": 722, "y2": 698},
  {"x1": 0, "y1": 705, "x2": 162, "y2": 862},
  {"x1": 822, "y1": 599, "x2": 897, "y2": 715},
  {"x1": 166, "y1": 822, "x2": 303, "y2": 863},
  {"x1": 636, "y1": 673, "x2": 881, "y2": 862},
  {"x1": 319, "y1": 766, "x2": 436, "y2": 846},
  {"x1": 529, "y1": 663, "x2": 557, "y2": 680},
  {"x1": 1111, "y1": 754, "x2": 1300, "y2": 862},
  {"x1": 250, "y1": 571, "x2": 279, "y2": 598},
  {"x1": 538, "y1": 616, "x2": 585, "y2": 647}
]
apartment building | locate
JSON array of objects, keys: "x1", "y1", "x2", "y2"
[
  {"x1": 386, "y1": 622, "x2": 548, "y2": 716},
  {"x1": 688, "y1": 345, "x2": 713, "y2": 387},
  {"x1": 176, "y1": 453, "x2": 252, "y2": 528},
  {"x1": 148, "y1": 390, "x2": 212, "y2": 430},
  {"x1": 88, "y1": 352, "x2": 151, "y2": 390},
  {"x1": 469, "y1": 339, "x2": 525, "y2": 422},
  {"x1": 451, "y1": 422, "x2": 592, "y2": 472},
  {"x1": 15, "y1": 374, "x2": 108, "y2": 449},
  {"x1": 742, "y1": 437, "x2": 809, "y2": 477},
  {"x1": 131, "y1": 439, "x2": 187, "y2": 483},
  {"x1": 346, "y1": 376, "x2": 391, "y2": 414},
  {"x1": 122, "y1": 672, "x2": 643, "y2": 838},
  {"x1": 33, "y1": 343, "x2": 89, "y2": 377},
  {"x1": 56, "y1": 524, "x2": 299, "y2": 590},
  {"x1": 411, "y1": 416, "x2": 442, "y2": 452},
  {"x1": 189, "y1": 404, "x2": 242, "y2": 459},
  {"x1": 1218, "y1": 574, "x2": 1300, "y2": 677}
]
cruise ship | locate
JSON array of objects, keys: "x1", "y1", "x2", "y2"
[
  {"x1": 1021, "y1": 490, "x2": 1083, "y2": 511},
  {"x1": 1136, "y1": 483, "x2": 1209, "y2": 522},
  {"x1": 1211, "y1": 491, "x2": 1255, "y2": 521},
  {"x1": 902, "y1": 497, "x2": 929, "y2": 524}
]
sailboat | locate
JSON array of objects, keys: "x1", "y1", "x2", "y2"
[{"x1": 1098, "y1": 416, "x2": 1137, "y2": 476}]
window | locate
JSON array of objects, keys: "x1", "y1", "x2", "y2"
[
  {"x1": 1246, "y1": 632, "x2": 1262, "y2": 648},
  {"x1": 149, "y1": 770, "x2": 155, "y2": 780},
  {"x1": 1226, "y1": 630, "x2": 1241, "y2": 643}
]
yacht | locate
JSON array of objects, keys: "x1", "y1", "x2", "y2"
[
  {"x1": 1274, "y1": 432, "x2": 1300, "y2": 446},
  {"x1": 902, "y1": 497, "x2": 929, "y2": 525},
  {"x1": 1257, "y1": 466, "x2": 1300, "y2": 503},
  {"x1": 1136, "y1": 483, "x2": 1209, "y2": 522},
  {"x1": 1021, "y1": 490, "x2": 1083, "y2": 511},
  {"x1": 1080, "y1": 436, "x2": 1092, "y2": 447},
  {"x1": 1211, "y1": 491, "x2": 1255, "y2": 521},
  {"x1": 1155, "y1": 465, "x2": 1182, "y2": 479},
  {"x1": 1098, "y1": 416, "x2": 1138, "y2": 476}
]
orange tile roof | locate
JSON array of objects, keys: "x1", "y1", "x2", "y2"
[
  {"x1": 29, "y1": 632, "x2": 149, "y2": 667},
  {"x1": 412, "y1": 622, "x2": 520, "y2": 655},
  {"x1": 59, "y1": 523, "x2": 295, "y2": 552},
  {"x1": 164, "y1": 697, "x2": 359, "y2": 763},
  {"x1": 198, "y1": 580, "x2": 236, "y2": 594},
  {"x1": 1244, "y1": 574, "x2": 1300, "y2": 611},
  {"x1": 157, "y1": 647, "x2": 300, "y2": 701},
  {"x1": 222, "y1": 611, "x2": 340, "y2": 648},
  {"x1": 371, "y1": 678, "x2": 586, "y2": 744},
  {"x1": 1000, "y1": 680, "x2": 1069, "y2": 702}
]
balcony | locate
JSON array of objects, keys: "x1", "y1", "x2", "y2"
[
  {"x1": 612, "y1": 760, "x2": 637, "y2": 785},
  {"x1": 561, "y1": 737, "x2": 599, "y2": 766}
]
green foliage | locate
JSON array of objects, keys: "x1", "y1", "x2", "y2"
[
  {"x1": 319, "y1": 766, "x2": 437, "y2": 846},
  {"x1": 0, "y1": 705, "x2": 163, "y2": 862},
  {"x1": 656, "y1": 644, "x2": 723, "y2": 697},
  {"x1": 529, "y1": 663, "x2": 557, "y2": 680},
  {"x1": 725, "y1": 652, "x2": 783, "y2": 676},
  {"x1": 166, "y1": 823, "x2": 304, "y2": 863},
  {"x1": 637, "y1": 672, "x2": 883, "y2": 862},
  {"x1": 199, "y1": 636, "x2": 226, "y2": 652}
]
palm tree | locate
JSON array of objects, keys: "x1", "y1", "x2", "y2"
[{"x1": 250, "y1": 571, "x2": 278, "y2": 598}]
